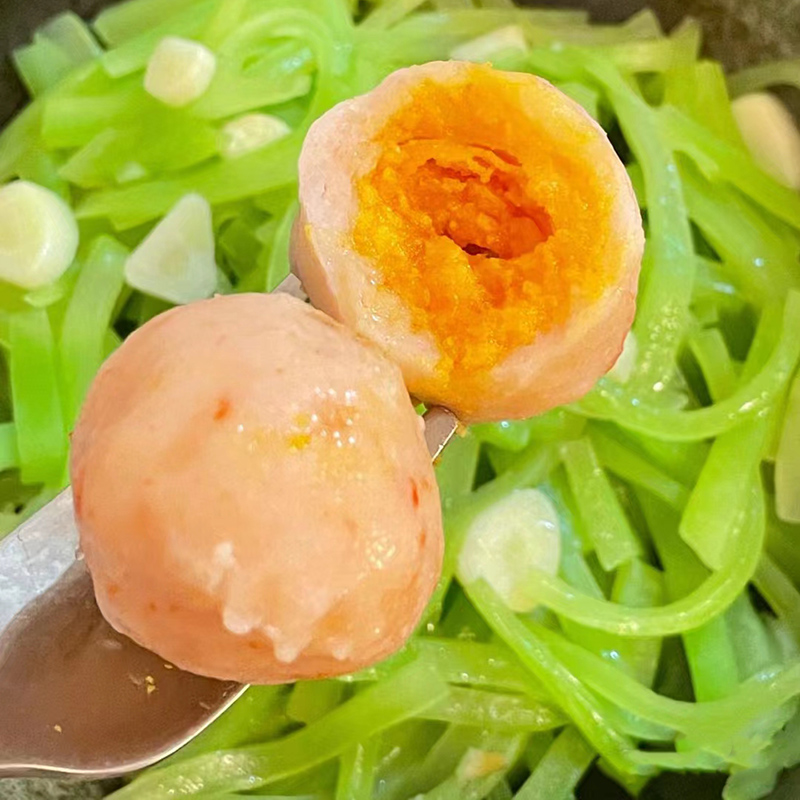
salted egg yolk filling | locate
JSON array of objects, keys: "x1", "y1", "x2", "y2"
[{"x1": 352, "y1": 71, "x2": 616, "y2": 401}]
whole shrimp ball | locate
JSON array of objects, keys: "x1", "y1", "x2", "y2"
[{"x1": 70, "y1": 293, "x2": 443, "y2": 684}]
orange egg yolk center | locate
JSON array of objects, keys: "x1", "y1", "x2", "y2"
[{"x1": 352, "y1": 69, "x2": 615, "y2": 399}]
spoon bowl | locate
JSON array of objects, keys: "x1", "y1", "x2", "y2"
[{"x1": 0, "y1": 489, "x2": 246, "y2": 779}]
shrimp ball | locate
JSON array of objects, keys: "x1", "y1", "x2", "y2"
[
  {"x1": 70, "y1": 294, "x2": 443, "y2": 684},
  {"x1": 292, "y1": 61, "x2": 644, "y2": 423}
]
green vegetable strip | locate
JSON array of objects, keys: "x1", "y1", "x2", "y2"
[
  {"x1": 588, "y1": 425, "x2": 690, "y2": 509},
  {"x1": 754, "y1": 556, "x2": 800, "y2": 643},
  {"x1": 472, "y1": 420, "x2": 533, "y2": 452},
  {"x1": 433, "y1": 432, "x2": 480, "y2": 511},
  {"x1": 16, "y1": 148, "x2": 69, "y2": 197},
  {"x1": 192, "y1": 67, "x2": 312, "y2": 121},
  {"x1": 361, "y1": 0, "x2": 429, "y2": 30},
  {"x1": 765, "y1": 516, "x2": 800, "y2": 591},
  {"x1": 39, "y1": 11, "x2": 102, "y2": 57},
  {"x1": 13, "y1": 11, "x2": 102, "y2": 97},
  {"x1": 644, "y1": 494, "x2": 739, "y2": 702},
  {"x1": 287, "y1": 681, "x2": 345, "y2": 725},
  {"x1": 432, "y1": 0, "x2": 475, "y2": 10},
  {"x1": 387, "y1": 725, "x2": 497, "y2": 800},
  {"x1": 560, "y1": 557, "x2": 664, "y2": 688},
  {"x1": 679, "y1": 310, "x2": 781, "y2": 569},
  {"x1": 554, "y1": 532, "x2": 616, "y2": 671},
  {"x1": 725, "y1": 594, "x2": 776, "y2": 681},
  {"x1": 663, "y1": 61, "x2": 744, "y2": 147},
  {"x1": 578, "y1": 291, "x2": 800, "y2": 440},
  {"x1": 515, "y1": 727, "x2": 596, "y2": 800},
  {"x1": 92, "y1": 0, "x2": 200, "y2": 45},
  {"x1": 9, "y1": 310, "x2": 68, "y2": 486},
  {"x1": 0, "y1": 104, "x2": 41, "y2": 183},
  {"x1": 525, "y1": 733, "x2": 556, "y2": 771},
  {"x1": 362, "y1": 9, "x2": 592, "y2": 72},
  {"x1": 420, "y1": 734, "x2": 525, "y2": 800},
  {"x1": 335, "y1": 737, "x2": 379, "y2": 800},
  {"x1": 98, "y1": 2, "x2": 217, "y2": 76},
  {"x1": 660, "y1": 105, "x2": 800, "y2": 232},
  {"x1": 723, "y1": 708, "x2": 800, "y2": 800},
  {"x1": 687, "y1": 327, "x2": 738, "y2": 402},
  {"x1": 619, "y1": 427, "x2": 707, "y2": 486},
  {"x1": 419, "y1": 687, "x2": 565, "y2": 732},
  {"x1": 607, "y1": 559, "x2": 665, "y2": 687},
  {"x1": 59, "y1": 236, "x2": 128, "y2": 427},
  {"x1": 548, "y1": 470, "x2": 600, "y2": 585},
  {"x1": 693, "y1": 255, "x2": 739, "y2": 302},
  {"x1": 586, "y1": 55, "x2": 696, "y2": 397},
  {"x1": 680, "y1": 162, "x2": 798, "y2": 306},
  {"x1": 513, "y1": 410, "x2": 586, "y2": 445},
  {"x1": 114, "y1": 659, "x2": 447, "y2": 799},
  {"x1": 487, "y1": 781, "x2": 513, "y2": 800},
  {"x1": 60, "y1": 114, "x2": 221, "y2": 189},
  {"x1": 466, "y1": 580, "x2": 646, "y2": 777},
  {"x1": 266, "y1": 200, "x2": 298, "y2": 291},
  {"x1": 678, "y1": 423, "x2": 765, "y2": 571},
  {"x1": 201, "y1": 0, "x2": 249, "y2": 48},
  {"x1": 532, "y1": 623, "x2": 800, "y2": 756},
  {"x1": 596, "y1": 24, "x2": 700, "y2": 75},
  {"x1": 0, "y1": 424, "x2": 19, "y2": 473},
  {"x1": 77, "y1": 134, "x2": 302, "y2": 228},
  {"x1": 559, "y1": 437, "x2": 642, "y2": 570},
  {"x1": 42, "y1": 83, "x2": 150, "y2": 149},
  {"x1": 501, "y1": 483, "x2": 764, "y2": 636},
  {"x1": 169, "y1": 687, "x2": 287, "y2": 765},
  {"x1": 351, "y1": 637, "x2": 539, "y2": 696},
  {"x1": 728, "y1": 59, "x2": 800, "y2": 96},
  {"x1": 438, "y1": 586, "x2": 492, "y2": 641},
  {"x1": 13, "y1": 38, "x2": 77, "y2": 97},
  {"x1": 775, "y1": 371, "x2": 800, "y2": 523},
  {"x1": 373, "y1": 722, "x2": 443, "y2": 800}
]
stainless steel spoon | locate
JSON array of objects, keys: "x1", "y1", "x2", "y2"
[{"x1": 0, "y1": 274, "x2": 458, "y2": 779}]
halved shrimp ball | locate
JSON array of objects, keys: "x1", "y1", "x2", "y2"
[
  {"x1": 292, "y1": 61, "x2": 644, "y2": 423},
  {"x1": 70, "y1": 294, "x2": 443, "y2": 684}
]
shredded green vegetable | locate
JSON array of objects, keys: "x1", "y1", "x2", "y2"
[{"x1": 2, "y1": 0, "x2": 800, "y2": 797}]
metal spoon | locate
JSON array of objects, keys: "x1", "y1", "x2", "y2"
[{"x1": 0, "y1": 275, "x2": 458, "y2": 779}]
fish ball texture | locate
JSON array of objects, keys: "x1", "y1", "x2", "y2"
[
  {"x1": 292, "y1": 61, "x2": 644, "y2": 422},
  {"x1": 71, "y1": 293, "x2": 443, "y2": 684}
]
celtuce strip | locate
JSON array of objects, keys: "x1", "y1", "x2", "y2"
[
  {"x1": 112, "y1": 660, "x2": 447, "y2": 799},
  {"x1": 59, "y1": 235, "x2": 128, "y2": 425},
  {"x1": 776, "y1": 373, "x2": 800, "y2": 523},
  {"x1": 559, "y1": 437, "x2": 642, "y2": 570},
  {"x1": 9, "y1": 309, "x2": 67, "y2": 486},
  {"x1": 449, "y1": 25, "x2": 527, "y2": 62},
  {"x1": 459, "y1": 483, "x2": 764, "y2": 637}
]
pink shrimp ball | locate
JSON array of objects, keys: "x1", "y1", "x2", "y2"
[{"x1": 70, "y1": 293, "x2": 443, "y2": 684}]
